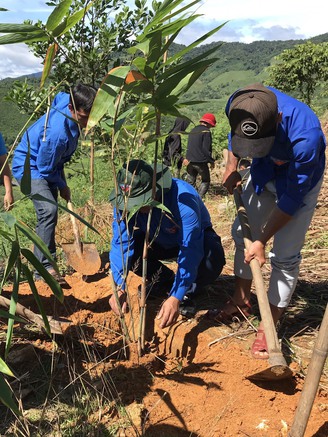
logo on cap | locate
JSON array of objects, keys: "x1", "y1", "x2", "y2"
[
  {"x1": 241, "y1": 121, "x2": 258, "y2": 137},
  {"x1": 120, "y1": 183, "x2": 131, "y2": 194}
]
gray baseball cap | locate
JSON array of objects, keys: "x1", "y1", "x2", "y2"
[{"x1": 228, "y1": 83, "x2": 278, "y2": 158}]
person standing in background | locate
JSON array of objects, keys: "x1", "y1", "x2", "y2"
[
  {"x1": 12, "y1": 83, "x2": 96, "y2": 287},
  {"x1": 162, "y1": 117, "x2": 190, "y2": 176},
  {"x1": 184, "y1": 113, "x2": 216, "y2": 197}
]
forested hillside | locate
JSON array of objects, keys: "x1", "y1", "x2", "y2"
[{"x1": 1, "y1": 33, "x2": 328, "y2": 145}]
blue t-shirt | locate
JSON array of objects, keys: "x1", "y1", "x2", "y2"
[
  {"x1": 110, "y1": 178, "x2": 213, "y2": 301},
  {"x1": 226, "y1": 87, "x2": 326, "y2": 215},
  {"x1": 0, "y1": 133, "x2": 7, "y2": 156},
  {"x1": 12, "y1": 93, "x2": 80, "y2": 189}
]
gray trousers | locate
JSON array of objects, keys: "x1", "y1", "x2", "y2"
[{"x1": 232, "y1": 176, "x2": 323, "y2": 308}]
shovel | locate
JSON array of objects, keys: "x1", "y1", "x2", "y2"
[
  {"x1": 233, "y1": 189, "x2": 293, "y2": 381},
  {"x1": 61, "y1": 201, "x2": 101, "y2": 276}
]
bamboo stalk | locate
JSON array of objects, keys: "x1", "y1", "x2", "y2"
[
  {"x1": 289, "y1": 303, "x2": 328, "y2": 437},
  {"x1": 109, "y1": 271, "x2": 131, "y2": 350},
  {"x1": 0, "y1": 295, "x2": 65, "y2": 335}
]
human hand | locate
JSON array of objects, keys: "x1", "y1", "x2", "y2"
[
  {"x1": 60, "y1": 186, "x2": 71, "y2": 202},
  {"x1": 182, "y1": 158, "x2": 189, "y2": 167},
  {"x1": 222, "y1": 170, "x2": 242, "y2": 194},
  {"x1": 3, "y1": 192, "x2": 14, "y2": 211},
  {"x1": 109, "y1": 289, "x2": 128, "y2": 315},
  {"x1": 156, "y1": 296, "x2": 180, "y2": 328},
  {"x1": 244, "y1": 240, "x2": 266, "y2": 267}
]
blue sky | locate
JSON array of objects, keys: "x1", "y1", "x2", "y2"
[{"x1": 0, "y1": 0, "x2": 327, "y2": 78}]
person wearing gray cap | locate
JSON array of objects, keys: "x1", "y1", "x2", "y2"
[{"x1": 217, "y1": 83, "x2": 326, "y2": 359}]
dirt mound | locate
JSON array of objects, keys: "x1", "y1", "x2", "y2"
[
  {"x1": 1, "y1": 123, "x2": 328, "y2": 436},
  {"x1": 3, "y1": 260, "x2": 328, "y2": 436}
]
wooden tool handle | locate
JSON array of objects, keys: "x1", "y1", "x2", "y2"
[
  {"x1": 67, "y1": 201, "x2": 82, "y2": 257},
  {"x1": 233, "y1": 188, "x2": 288, "y2": 367},
  {"x1": 289, "y1": 303, "x2": 328, "y2": 436}
]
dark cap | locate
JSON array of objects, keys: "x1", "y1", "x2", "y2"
[
  {"x1": 228, "y1": 83, "x2": 278, "y2": 158},
  {"x1": 109, "y1": 160, "x2": 172, "y2": 211}
]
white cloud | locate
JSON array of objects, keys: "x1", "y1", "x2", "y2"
[
  {"x1": 0, "y1": 0, "x2": 327, "y2": 78},
  {"x1": 0, "y1": 44, "x2": 42, "y2": 79}
]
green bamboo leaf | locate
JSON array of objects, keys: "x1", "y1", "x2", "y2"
[
  {"x1": 150, "y1": 15, "x2": 198, "y2": 43},
  {"x1": 157, "y1": 59, "x2": 216, "y2": 98},
  {"x1": 165, "y1": 22, "x2": 227, "y2": 63},
  {"x1": 0, "y1": 374, "x2": 21, "y2": 416},
  {"x1": 123, "y1": 78, "x2": 153, "y2": 95},
  {"x1": 0, "y1": 226, "x2": 13, "y2": 243},
  {"x1": 15, "y1": 219, "x2": 57, "y2": 271},
  {"x1": 145, "y1": 31, "x2": 162, "y2": 72},
  {"x1": 132, "y1": 57, "x2": 147, "y2": 74},
  {"x1": 20, "y1": 249, "x2": 64, "y2": 303},
  {"x1": 46, "y1": 0, "x2": 72, "y2": 31},
  {"x1": 0, "y1": 212, "x2": 16, "y2": 228},
  {"x1": 0, "y1": 358, "x2": 14, "y2": 378},
  {"x1": 0, "y1": 31, "x2": 48, "y2": 45},
  {"x1": 170, "y1": 68, "x2": 208, "y2": 97},
  {"x1": 21, "y1": 265, "x2": 51, "y2": 336},
  {"x1": 55, "y1": 3, "x2": 93, "y2": 37},
  {"x1": 5, "y1": 264, "x2": 20, "y2": 358},
  {"x1": 127, "y1": 199, "x2": 172, "y2": 222},
  {"x1": 0, "y1": 241, "x2": 19, "y2": 292},
  {"x1": 51, "y1": 18, "x2": 67, "y2": 38},
  {"x1": 127, "y1": 39, "x2": 149, "y2": 56},
  {"x1": 141, "y1": 0, "x2": 192, "y2": 35},
  {"x1": 0, "y1": 311, "x2": 25, "y2": 324},
  {"x1": 41, "y1": 43, "x2": 58, "y2": 88},
  {"x1": 163, "y1": 40, "x2": 223, "y2": 74},
  {"x1": 30, "y1": 193, "x2": 100, "y2": 235},
  {"x1": 0, "y1": 23, "x2": 40, "y2": 33},
  {"x1": 86, "y1": 66, "x2": 130, "y2": 133}
]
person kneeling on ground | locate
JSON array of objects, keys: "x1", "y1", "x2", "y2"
[
  {"x1": 108, "y1": 159, "x2": 225, "y2": 328},
  {"x1": 220, "y1": 83, "x2": 326, "y2": 359}
]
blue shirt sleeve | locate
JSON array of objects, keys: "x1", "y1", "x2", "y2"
[
  {"x1": 0, "y1": 133, "x2": 7, "y2": 156},
  {"x1": 109, "y1": 209, "x2": 135, "y2": 290},
  {"x1": 277, "y1": 127, "x2": 324, "y2": 215},
  {"x1": 169, "y1": 192, "x2": 204, "y2": 301}
]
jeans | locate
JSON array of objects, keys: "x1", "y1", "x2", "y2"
[
  {"x1": 30, "y1": 179, "x2": 59, "y2": 270},
  {"x1": 130, "y1": 228, "x2": 225, "y2": 294}
]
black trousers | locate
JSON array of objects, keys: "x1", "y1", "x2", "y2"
[{"x1": 130, "y1": 228, "x2": 225, "y2": 293}]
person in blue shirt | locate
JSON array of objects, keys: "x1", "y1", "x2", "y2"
[
  {"x1": 108, "y1": 159, "x2": 225, "y2": 328},
  {"x1": 0, "y1": 132, "x2": 14, "y2": 211},
  {"x1": 12, "y1": 83, "x2": 96, "y2": 286},
  {"x1": 218, "y1": 83, "x2": 326, "y2": 359}
]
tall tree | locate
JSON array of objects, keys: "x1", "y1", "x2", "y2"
[
  {"x1": 24, "y1": 0, "x2": 154, "y2": 87},
  {"x1": 266, "y1": 41, "x2": 328, "y2": 106}
]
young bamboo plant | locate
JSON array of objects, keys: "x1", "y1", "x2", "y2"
[{"x1": 85, "y1": 0, "x2": 226, "y2": 354}]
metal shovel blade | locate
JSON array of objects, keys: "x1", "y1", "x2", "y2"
[
  {"x1": 248, "y1": 365, "x2": 294, "y2": 381},
  {"x1": 62, "y1": 242, "x2": 101, "y2": 275}
]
